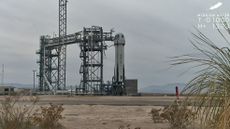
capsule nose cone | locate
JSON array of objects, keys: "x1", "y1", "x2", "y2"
[
  {"x1": 114, "y1": 33, "x2": 125, "y2": 45},
  {"x1": 115, "y1": 33, "x2": 125, "y2": 40}
]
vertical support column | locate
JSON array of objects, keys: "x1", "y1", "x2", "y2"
[
  {"x1": 58, "y1": 0, "x2": 67, "y2": 90},
  {"x1": 80, "y1": 28, "x2": 87, "y2": 94},
  {"x1": 100, "y1": 27, "x2": 104, "y2": 94},
  {"x1": 37, "y1": 36, "x2": 45, "y2": 92},
  {"x1": 38, "y1": 36, "x2": 57, "y2": 94},
  {"x1": 1, "y1": 64, "x2": 4, "y2": 85},
  {"x1": 33, "y1": 70, "x2": 36, "y2": 92},
  {"x1": 78, "y1": 26, "x2": 107, "y2": 95}
]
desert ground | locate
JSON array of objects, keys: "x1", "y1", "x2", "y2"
[
  {"x1": 0, "y1": 95, "x2": 182, "y2": 129},
  {"x1": 40, "y1": 96, "x2": 175, "y2": 129},
  {"x1": 61, "y1": 105, "x2": 168, "y2": 129}
]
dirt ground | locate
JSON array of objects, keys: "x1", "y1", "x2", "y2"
[
  {"x1": 0, "y1": 95, "x2": 180, "y2": 129},
  {"x1": 34, "y1": 95, "x2": 175, "y2": 129},
  {"x1": 61, "y1": 105, "x2": 168, "y2": 129}
]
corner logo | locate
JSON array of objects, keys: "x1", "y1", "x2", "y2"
[
  {"x1": 196, "y1": 2, "x2": 228, "y2": 30},
  {"x1": 209, "y1": 2, "x2": 223, "y2": 10}
]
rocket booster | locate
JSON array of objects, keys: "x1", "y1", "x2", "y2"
[{"x1": 114, "y1": 33, "x2": 125, "y2": 83}]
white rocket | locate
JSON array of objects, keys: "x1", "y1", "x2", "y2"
[{"x1": 113, "y1": 33, "x2": 125, "y2": 84}]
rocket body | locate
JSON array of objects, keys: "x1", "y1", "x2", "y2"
[{"x1": 114, "y1": 33, "x2": 125, "y2": 83}]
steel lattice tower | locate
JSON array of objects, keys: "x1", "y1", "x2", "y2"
[
  {"x1": 78, "y1": 27, "x2": 106, "y2": 94},
  {"x1": 57, "y1": 0, "x2": 67, "y2": 90},
  {"x1": 37, "y1": 0, "x2": 67, "y2": 94},
  {"x1": 36, "y1": 0, "x2": 127, "y2": 95},
  {"x1": 37, "y1": 26, "x2": 116, "y2": 94}
]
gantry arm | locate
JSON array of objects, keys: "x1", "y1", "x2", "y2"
[{"x1": 44, "y1": 29, "x2": 114, "y2": 48}]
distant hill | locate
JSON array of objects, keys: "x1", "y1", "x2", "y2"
[
  {"x1": 139, "y1": 83, "x2": 186, "y2": 94},
  {"x1": 2, "y1": 83, "x2": 32, "y2": 89},
  {"x1": 2, "y1": 82, "x2": 187, "y2": 93}
]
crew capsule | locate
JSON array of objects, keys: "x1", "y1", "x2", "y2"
[{"x1": 114, "y1": 33, "x2": 125, "y2": 46}]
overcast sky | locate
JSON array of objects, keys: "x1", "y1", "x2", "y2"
[{"x1": 0, "y1": 0, "x2": 229, "y2": 88}]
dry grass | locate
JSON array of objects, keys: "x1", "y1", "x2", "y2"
[
  {"x1": 150, "y1": 101, "x2": 196, "y2": 129},
  {"x1": 0, "y1": 95, "x2": 65, "y2": 129},
  {"x1": 0, "y1": 96, "x2": 37, "y2": 129},
  {"x1": 172, "y1": 20, "x2": 230, "y2": 129},
  {"x1": 32, "y1": 103, "x2": 64, "y2": 129}
]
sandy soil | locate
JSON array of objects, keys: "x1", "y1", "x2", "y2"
[
  {"x1": 0, "y1": 95, "x2": 183, "y2": 129},
  {"x1": 61, "y1": 105, "x2": 168, "y2": 129},
  {"x1": 0, "y1": 95, "x2": 178, "y2": 106}
]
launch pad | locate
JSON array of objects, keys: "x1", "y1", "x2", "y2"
[
  {"x1": 37, "y1": 26, "x2": 127, "y2": 95},
  {"x1": 36, "y1": 0, "x2": 131, "y2": 95}
]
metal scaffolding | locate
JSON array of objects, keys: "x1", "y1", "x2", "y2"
[
  {"x1": 36, "y1": 0, "x2": 127, "y2": 95},
  {"x1": 37, "y1": 26, "x2": 114, "y2": 94},
  {"x1": 58, "y1": 0, "x2": 67, "y2": 90},
  {"x1": 78, "y1": 27, "x2": 107, "y2": 94}
]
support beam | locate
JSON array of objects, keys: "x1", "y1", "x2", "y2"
[
  {"x1": 37, "y1": 26, "x2": 114, "y2": 95},
  {"x1": 58, "y1": 0, "x2": 68, "y2": 90}
]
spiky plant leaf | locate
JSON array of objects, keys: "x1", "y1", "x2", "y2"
[{"x1": 172, "y1": 21, "x2": 230, "y2": 129}]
